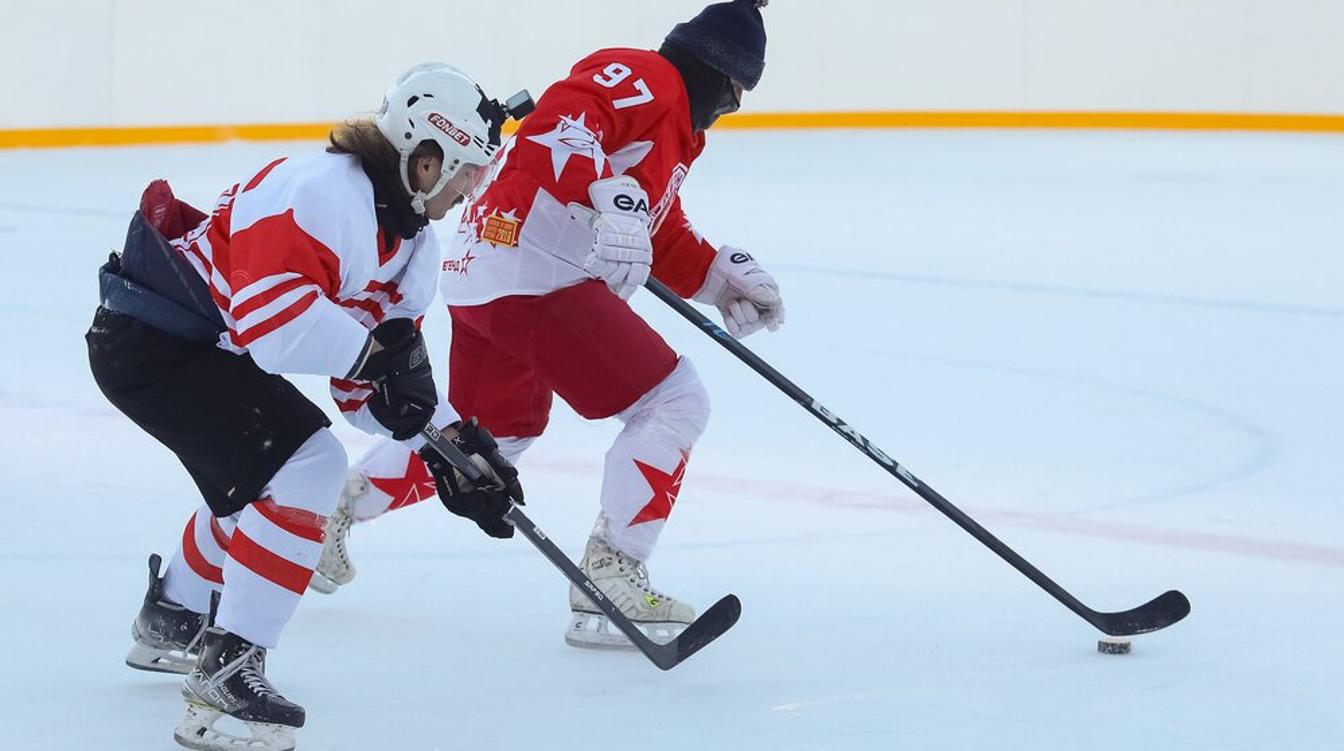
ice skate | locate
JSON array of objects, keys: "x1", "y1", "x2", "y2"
[
  {"x1": 174, "y1": 627, "x2": 304, "y2": 751},
  {"x1": 307, "y1": 471, "x2": 363, "y2": 594},
  {"x1": 566, "y1": 536, "x2": 695, "y2": 649},
  {"x1": 125, "y1": 553, "x2": 209, "y2": 674}
]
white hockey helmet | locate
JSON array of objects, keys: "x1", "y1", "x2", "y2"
[{"x1": 375, "y1": 63, "x2": 505, "y2": 214}]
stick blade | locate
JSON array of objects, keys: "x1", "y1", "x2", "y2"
[
  {"x1": 1093, "y1": 589, "x2": 1191, "y2": 636},
  {"x1": 651, "y1": 594, "x2": 742, "y2": 671}
]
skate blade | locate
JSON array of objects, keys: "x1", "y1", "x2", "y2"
[
  {"x1": 564, "y1": 611, "x2": 689, "y2": 650},
  {"x1": 126, "y1": 642, "x2": 196, "y2": 675},
  {"x1": 174, "y1": 701, "x2": 296, "y2": 751}
]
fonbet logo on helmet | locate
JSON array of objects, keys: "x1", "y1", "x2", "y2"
[{"x1": 427, "y1": 113, "x2": 472, "y2": 147}]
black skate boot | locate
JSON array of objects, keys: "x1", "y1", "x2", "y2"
[
  {"x1": 175, "y1": 627, "x2": 305, "y2": 751},
  {"x1": 125, "y1": 553, "x2": 209, "y2": 674}
]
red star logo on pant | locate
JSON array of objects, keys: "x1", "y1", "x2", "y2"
[
  {"x1": 627, "y1": 450, "x2": 690, "y2": 527},
  {"x1": 369, "y1": 454, "x2": 438, "y2": 511}
]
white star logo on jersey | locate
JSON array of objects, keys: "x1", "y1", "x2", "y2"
[{"x1": 525, "y1": 112, "x2": 607, "y2": 182}]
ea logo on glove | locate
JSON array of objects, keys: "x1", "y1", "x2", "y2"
[
  {"x1": 730, "y1": 251, "x2": 755, "y2": 264},
  {"x1": 613, "y1": 193, "x2": 650, "y2": 215}
]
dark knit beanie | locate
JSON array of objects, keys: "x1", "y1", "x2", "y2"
[{"x1": 663, "y1": 0, "x2": 768, "y2": 91}]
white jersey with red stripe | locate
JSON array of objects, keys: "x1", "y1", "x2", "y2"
[{"x1": 170, "y1": 150, "x2": 457, "y2": 436}]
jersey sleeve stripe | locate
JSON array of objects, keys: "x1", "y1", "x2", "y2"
[
  {"x1": 231, "y1": 274, "x2": 313, "y2": 320},
  {"x1": 361, "y1": 280, "x2": 405, "y2": 304},
  {"x1": 231, "y1": 272, "x2": 304, "y2": 309},
  {"x1": 231, "y1": 290, "x2": 320, "y2": 347},
  {"x1": 337, "y1": 296, "x2": 388, "y2": 323},
  {"x1": 231, "y1": 283, "x2": 321, "y2": 332}
]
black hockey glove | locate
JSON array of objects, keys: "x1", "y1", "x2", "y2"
[
  {"x1": 418, "y1": 418, "x2": 524, "y2": 539},
  {"x1": 352, "y1": 318, "x2": 438, "y2": 441}
]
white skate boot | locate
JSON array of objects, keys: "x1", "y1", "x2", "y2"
[
  {"x1": 566, "y1": 536, "x2": 695, "y2": 649},
  {"x1": 307, "y1": 471, "x2": 363, "y2": 595}
]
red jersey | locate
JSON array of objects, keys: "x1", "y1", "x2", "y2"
[{"x1": 440, "y1": 48, "x2": 718, "y2": 304}]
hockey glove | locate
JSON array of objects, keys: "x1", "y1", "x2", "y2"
[
  {"x1": 351, "y1": 318, "x2": 439, "y2": 441},
  {"x1": 418, "y1": 418, "x2": 524, "y2": 539},
  {"x1": 693, "y1": 246, "x2": 785, "y2": 338},
  {"x1": 573, "y1": 176, "x2": 653, "y2": 300}
]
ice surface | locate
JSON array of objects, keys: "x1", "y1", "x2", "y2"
[{"x1": 1, "y1": 129, "x2": 1341, "y2": 750}]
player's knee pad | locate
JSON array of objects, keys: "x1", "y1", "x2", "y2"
[
  {"x1": 620, "y1": 357, "x2": 711, "y2": 448},
  {"x1": 265, "y1": 428, "x2": 348, "y2": 517}
]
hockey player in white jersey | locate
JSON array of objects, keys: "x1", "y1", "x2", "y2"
[
  {"x1": 88, "y1": 64, "x2": 526, "y2": 751},
  {"x1": 312, "y1": 1, "x2": 782, "y2": 650}
]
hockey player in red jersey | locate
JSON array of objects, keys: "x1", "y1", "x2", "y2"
[
  {"x1": 319, "y1": 0, "x2": 782, "y2": 650},
  {"x1": 88, "y1": 64, "x2": 526, "y2": 751}
]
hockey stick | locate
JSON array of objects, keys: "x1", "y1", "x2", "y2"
[
  {"x1": 419, "y1": 424, "x2": 742, "y2": 670},
  {"x1": 644, "y1": 278, "x2": 1189, "y2": 637}
]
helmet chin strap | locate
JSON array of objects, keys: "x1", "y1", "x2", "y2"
[{"x1": 399, "y1": 153, "x2": 458, "y2": 216}]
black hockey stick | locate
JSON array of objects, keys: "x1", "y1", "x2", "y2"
[
  {"x1": 419, "y1": 424, "x2": 742, "y2": 670},
  {"x1": 644, "y1": 279, "x2": 1189, "y2": 637}
]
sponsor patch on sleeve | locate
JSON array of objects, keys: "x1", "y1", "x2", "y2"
[{"x1": 481, "y1": 213, "x2": 520, "y2": 247}]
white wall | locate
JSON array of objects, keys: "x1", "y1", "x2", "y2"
[{"x1": 3, "y1": 0, "x2": 1344, "y2": 129}]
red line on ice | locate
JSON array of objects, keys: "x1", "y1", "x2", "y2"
[{"x1": 525, "y1": 458, "x2": 1344, "y2": 569}]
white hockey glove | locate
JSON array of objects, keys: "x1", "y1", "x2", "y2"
[
  {"x1": 693, "y1": 246, "x2": 785, "y2": 338},
  {"x1": 571, "y1": 176, "x2": 653, "y2": 299}
]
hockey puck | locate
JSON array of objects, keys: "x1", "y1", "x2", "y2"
[{"x1": 1097, "y1": 637, "x2": 1132, "y2": 655}]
